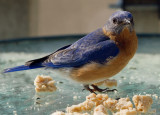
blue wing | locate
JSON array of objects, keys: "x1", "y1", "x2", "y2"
[
  {"x1": 42, "y1": 40, "x2": 119, "y2": 68},
  {"x1": 70, "y1": 28, "x2": 110, "y2": 48}
]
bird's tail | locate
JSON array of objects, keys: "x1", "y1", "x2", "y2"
[
  {"x1": 3, "y1": 54, "x2": 51, "y2": 73},
  {"x1": 3, "y1": 65, "x2": 44, "y2": 73}
]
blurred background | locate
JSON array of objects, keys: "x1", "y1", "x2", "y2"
[{"x1": 0, "y1": 0, "x2": 160, "y2": 40}]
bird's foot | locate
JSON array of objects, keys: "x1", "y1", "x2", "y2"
[
  {"x1": 91, "y1": 84, "x2": 117, "y2": 93},
  {"x1": 83, "y1": 84, "x2": 117, "y2": 94},
  {"x1": 83, "y1": 85, "x2": 97, "y2": 94}
]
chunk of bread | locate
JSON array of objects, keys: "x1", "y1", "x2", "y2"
[
  {"x1": 114, "y1": 108, "x2": 137, "y2": 115},
  {"x1": 34, "y1": 75, "x2": 57, "y2": 92},
  {"x1": 93, "y1": 105, "x2": 108, "y2": 115},
  {"x1": 132, "y1": 95, "x2": 153, "y2": 113}
]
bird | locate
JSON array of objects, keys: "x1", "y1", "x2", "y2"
[{"x1": 3, "y1": 11, "x2": 138, "y2": 93}]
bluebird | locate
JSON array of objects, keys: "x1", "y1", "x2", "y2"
[{"x1": 3, "y1": 11, "x2": 138, "y2": 93}]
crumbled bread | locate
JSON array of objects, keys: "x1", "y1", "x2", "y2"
[
  {"x1": 81, "y1": 100, "x2": 95, "y2": 111},
  {"x1": 86, "y1": 93, "x2": 108, "y2": 106},
  {"x1": 116, "y1": 98, "x2": 133, "y2": 110},
  {"x1": 114, "y1": 108, "x2": 137, "y2": 115},
  {"x1": 66, "y1": 104, "x2": 84, "y2": 113},
  {"x1": 94, "y1": 79, "x2": 117, "y2": 87},
  {"x1": 66, "y1": 93, "x2": 108, "y2": 113},
  {"x1": 93, "y1": 105, "x2": 108, "y2": 115},
  {"x1": 86, "y1": 93, "x2": 97, "y2": 102},
  {"x1": 34, "y1": 75, "x2": 57, "y2": 92},
  {"x1": 132, "y1": 95, "x2": 153, "y2": 113},
  {"x1": 66, "y1": 99, "x2": 95, "y2": 113},
  {"x1": 103, "y1": 98, "x2": 118, "y2": 112},
  {"x1": 53, "y1": 94, "x2": 154, "y2": 115}
]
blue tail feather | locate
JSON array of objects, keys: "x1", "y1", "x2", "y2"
[{"x1": 3, "y1": 65, "x2": 44, "y2": 73}]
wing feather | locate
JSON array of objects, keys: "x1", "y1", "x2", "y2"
[{"x1": 42, "y1": 40, "x2": 119, "y2": 68}]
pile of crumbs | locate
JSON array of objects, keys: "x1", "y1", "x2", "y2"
[
  {"x1": 51, "y1": 93, "x2": 154, "y2": 115},
  {"x1": 34, "y1": 75, "x2": 57, "y2": 92}
]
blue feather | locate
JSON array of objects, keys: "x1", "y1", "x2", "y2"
[
  {"x1": 3, "y1": 65, "x2": 44, "y2": 73},
  {"x1": 71, "y1": 28, "x2": 109, "y2": 48},
  {"x1": 42, "y1": 40, "x2": 119, "y2": 68}
]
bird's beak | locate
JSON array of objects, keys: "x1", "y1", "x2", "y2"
[
  {"x1": 123, "y1": 19, "x2": 134, "y2": 32},
  {"x1": 124, "y1": 19, "x2": 131, "y2": 25}
]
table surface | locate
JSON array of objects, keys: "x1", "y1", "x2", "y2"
[{"x1": 0, "y1": 38, "x2": 160, "y2": 115}]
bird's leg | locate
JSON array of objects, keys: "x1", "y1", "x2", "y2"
[
  {"x1": 91, "y1": 84, "x2": 117, "y2": 93},
  {"x1": 83, "y1": 85, "x2": 97, "y2": 94}
]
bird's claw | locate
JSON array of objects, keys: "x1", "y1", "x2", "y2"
[
  {"x1": 91, "y1": 85, "x2": 117, "y2": 93},
  {"x1": 101, "y1": 88, "x2": 117, "y2": 93},
  {"x1": 83, "y1": 84, "x2": 117, "y2": 94},
  {"x1": 83, "y1": 85, "x2": 97, "y2": 94}
]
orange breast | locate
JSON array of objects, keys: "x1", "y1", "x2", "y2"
[{"x1": 70, "y1": 27, "x2": 138, "y2": 84}]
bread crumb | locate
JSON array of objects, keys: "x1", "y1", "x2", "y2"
[
  {"x1": 93, "y1": 105, "x2": 108, "y2": 115},
  {"x1": 52, "y1": 93, "x2": 154, "y2": 115},
  {"x1": 132, "y1": 95, "x2": 153, "y2": 113},
  {"x1": 34, "y1": 75, "x2": 57, "y2": 92},
  {"x1": 73, "y1": 96, "x2": 78, "y2": 100},
  {"x1": 67, "y1": 93, "x2": 108, "y2": 113},
  {"x1": 94, "y1": 79, "x2": 117, "y2": 87},
  {"x1": 66, "y1": 100, "x2": 94, "y2": 113},
  {"x1": 86, "y1": 93, "x2": 108, "y2": 106},
  {"x1": 114, "y1": 108, "x2": 137, "y2": 115},
  {"x1": 103, "y1": 98, "x2": 118, "y2": 112},
  {"x1": 116, "y1": 98, "x2": 133, "y2": 110}
]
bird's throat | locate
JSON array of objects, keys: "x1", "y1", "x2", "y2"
[{"x1": 103, "y1": 27, "x2": 138, "y2": 58}]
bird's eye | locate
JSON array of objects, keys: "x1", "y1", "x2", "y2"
[{"x1": 112, "y1": 18, "x2": 118, "y2": 24}]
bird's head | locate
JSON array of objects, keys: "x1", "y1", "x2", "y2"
[{"x1": 105, "y1": 11, "x2": 134, "y2": 34}]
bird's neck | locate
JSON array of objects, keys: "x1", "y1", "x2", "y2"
[{"x1": 103, "y1": 27, "x2": 138, "y2": 58}]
